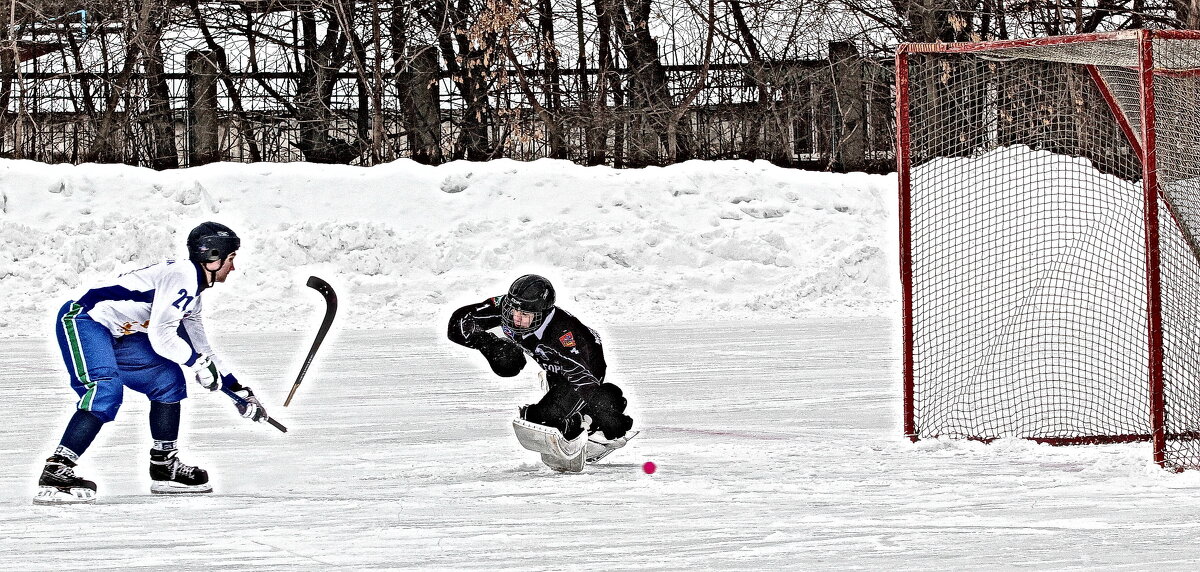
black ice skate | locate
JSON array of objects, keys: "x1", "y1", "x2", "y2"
[
  {"x1": 149, "y1": 449, "x2": 212, "y2": 494},
  {"x1": 34, "y1": 455, "x2": 98, "y2": 505}
]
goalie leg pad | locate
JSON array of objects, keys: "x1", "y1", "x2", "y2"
[
  {"x1": 580, "y1": 383, "x2": 634, "y2": 440},
  {"x1": 513, "y1": 418, "x2": 587, "y2": 473}
]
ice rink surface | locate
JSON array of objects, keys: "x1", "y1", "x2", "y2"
[{"x1": 4, "y1": 318, "x2": 1200, "y2": 570}]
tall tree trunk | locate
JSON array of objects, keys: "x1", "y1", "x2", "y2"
[
  {"x1": 729, "y1": 0, "x2": 787, "y2": 164},
  {"x1": 187, "y1": 50, "x2": 221, "y2": 166},
  {"x1": 294, "y1": 5, "x2": 359, "y2": 164},
  {"x1": 419, "y1": 0, "x2": 494, "y2": 161},
  {"x1": 87, "y1": 0, "x2": 154, "y2": 163},
  {"x1": 597, "y1": 0, "x2": 689, "y2": 166},
  {"x1": 829, "y1": 41, "x2": 866, "y2": 172},
  {"x1": 536, "y1": 0, "x2": 566, "y2": 159},
  {"x1": 143, "y1": 12, "x2": 178, "y2": 169},
  {"x1": 0, "y1": 17, "x2": 14, "y2": 158},
  {"x1": 188, "y1": 0, "x2": 262, "y2": 162},
  {"x1": 889, "y1": 0, "x2": 975, "y2": 43},
  {"x1": 457, "y1": 48, "x2": 492, "y2": 161},
  {"x1": 575, "y1": 0, "x2": 605, "y2": 165},
  {"x1": 396, "y1": 43, "x2": 443, "y2": 165},
  {"x1": 1172, "y1": 0, "x2": 1200, "y2": 28},
  {"x1": 594, "y1": 0, "x2": 622, "y2": 166},
  {"x1": 333, "y1": 0, "x2": 381, "y2": 163},
  {"x1": 892, "y1": 0, "x2": 984, "y2": 160}
]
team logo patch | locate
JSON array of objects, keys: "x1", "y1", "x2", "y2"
[{"x1": 559, "y1": 332, "x2": 576, "y2": 348}]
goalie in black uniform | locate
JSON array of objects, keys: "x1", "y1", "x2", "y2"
[{"x1": 448, "y1": 274, "x2": 635, "y2": 469}]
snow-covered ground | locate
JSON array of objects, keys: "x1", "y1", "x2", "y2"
[
  {"x1": 3, "y1": 157, "x2": 1200, "y2": 569},
  {"x1": 0, "y1": 157, "x2": 896, "y2": 336}
]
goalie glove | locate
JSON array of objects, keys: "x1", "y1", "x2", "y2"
[
  {"x1": 223, "y1": 374, "x2": 267, "y2": 422},
  {"x1": 476, "y1": 332, "x2": 527, "y2": 377},
  {"x1": 190, "y1": 354, "x2": 220, "y2": 391},
  {"x1": 460, "y1": 318, "x2": 490, "y2": 350}
]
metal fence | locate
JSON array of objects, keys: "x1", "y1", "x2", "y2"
[{"x1": 1, "y1": 49, "x2": 896, "y2": 171}]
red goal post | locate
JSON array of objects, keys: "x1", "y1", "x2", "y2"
[{"x1": 896, "y1": 29, "x2": 1200, "y2": 470}]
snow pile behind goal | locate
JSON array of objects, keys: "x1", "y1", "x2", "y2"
[
  {"x1": 0, "y1": 158, "x2": 896, "y2": 336},
  {"x1": 909, "y1": 143, "x2": 1150, "y2": 440}
]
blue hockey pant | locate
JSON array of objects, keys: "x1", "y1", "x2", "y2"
[{"x1": 55, "y1": 301, "x2": 188, "y2": 423}]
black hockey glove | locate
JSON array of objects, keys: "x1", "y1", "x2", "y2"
[
  {"x1": 475, "y1": 332, "x2": 527, "y2": 378},
  {"x1": 459, "y1": 317, "x2": 489, "y2": 349},
  {"x1": 222, "y1": 375, "x2": 268, "y2": 422},
  {"x1": 232, "y1": 386, "x2": 267, "y2": 422}
]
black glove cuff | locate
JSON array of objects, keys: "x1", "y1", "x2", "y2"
[
  {"x1": 471, "y1": 332, "x2": 503, "y2": 353},
  {"x1": 225, "y1": 380, "x2": 253, "y2": 396}
]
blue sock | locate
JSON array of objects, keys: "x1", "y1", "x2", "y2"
[
  {"x1": 58, "y1": 409, "x2": 105, "y2": 459},
  {"x1": 149, "y1": 401, "x2": 180, "y2": 443}
]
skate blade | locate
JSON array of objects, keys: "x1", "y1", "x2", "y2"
[
  {"x1": 586, "y1": 430, "x2": 640, "y2": 463},
  {"x1": 33, "y1": 486, "x2": 96, "y2": 505},
  {"x1": 150, "y1": 482, "x2": 213, "y2": 495}
]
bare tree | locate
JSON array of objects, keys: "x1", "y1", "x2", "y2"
[
  {"x1": 416, "y1": 0, "x2": 500, "y2": 161},
  {"x1": 183, "y1": 1, "x2": 265, "y2": 162},
  {"x1": 291, "y1": 2, "x2": 359, "y2": 163},
  {"x1": 139, "y1": 2, "x2": 179, "y2": 169},
  {"x1": 1172, "y1": 0, "x2": 1200, "y2": 28},
  {"x1": 391, "y1": 3, "x2": 443, "y2": 164},
  {"x1": 596, "y1": 0, "x2": 692, "y2": 166},
  {"x1": 487, "y1": 0, "x2": 569, "y2": 160},
  {"x1": 85, "y1": 1, "x2": 158, "y2": 163},
  {"x1": 1, "y1": 0, "x2": 23, "y2": 159}
]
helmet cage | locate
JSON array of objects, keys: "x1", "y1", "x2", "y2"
[
  {"x1": 501, "y1": 295, "x2": 548, "y2": 335},
  {"x1": 500, "y1": 274, "x2": 555, "y2": 335}
]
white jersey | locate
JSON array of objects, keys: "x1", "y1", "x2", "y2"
[{"x1": 73, "y1": 259, "x2": 220, "y2": 368}]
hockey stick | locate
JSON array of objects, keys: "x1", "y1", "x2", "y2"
[
  {"x1": 284, "y1": 276, "x2": 338, "y2": 406},
  {"x1": 222, "y1": 387, "x2": 288, "y2": 433}
]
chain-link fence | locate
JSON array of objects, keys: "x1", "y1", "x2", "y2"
[{"x1": 3, "y1": 18, "x2": 895, "y2": 170}]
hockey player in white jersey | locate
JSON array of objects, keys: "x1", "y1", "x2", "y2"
[{"x1": 34, "y1": 222, "x2": 269, "y2": 505}]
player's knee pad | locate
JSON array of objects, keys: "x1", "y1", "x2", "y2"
[
  {"x1": 589, "y1": 409, "x2": 633, "y2": 440},
  {"x1": 590, "y1": 383, "x2": 627, "y2": 413},
  {"x1": 83, "y1": 405, "x2": 119, "y2": 424},
  {"x1": 525, "y1": 383, "x2": 581, "y2": 419},
  {"x1": 158, "y1": 379, "x2": 188, "y2": 402},
  {"x1": 580, "y1": 383, "x2": 631, "y2": 439},
  {"x1": 77, "y1": 374, "x2": 123, "y2": 423}
]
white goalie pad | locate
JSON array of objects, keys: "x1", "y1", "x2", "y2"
[{"x1": 513, "y1": 418, "x2": 587, "y2": 473}]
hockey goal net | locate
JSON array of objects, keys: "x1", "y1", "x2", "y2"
[{"x1": 897, "y1": 30, "x2": 1200, "y2": 470}]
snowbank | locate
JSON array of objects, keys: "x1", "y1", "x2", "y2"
[{"x1": 0, "y1": 158, "x2": 899, "y2": 336}]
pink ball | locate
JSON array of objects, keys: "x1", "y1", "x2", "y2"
[{"x1": 643, "y1": 461, "x2": 657, "y2": 474}]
